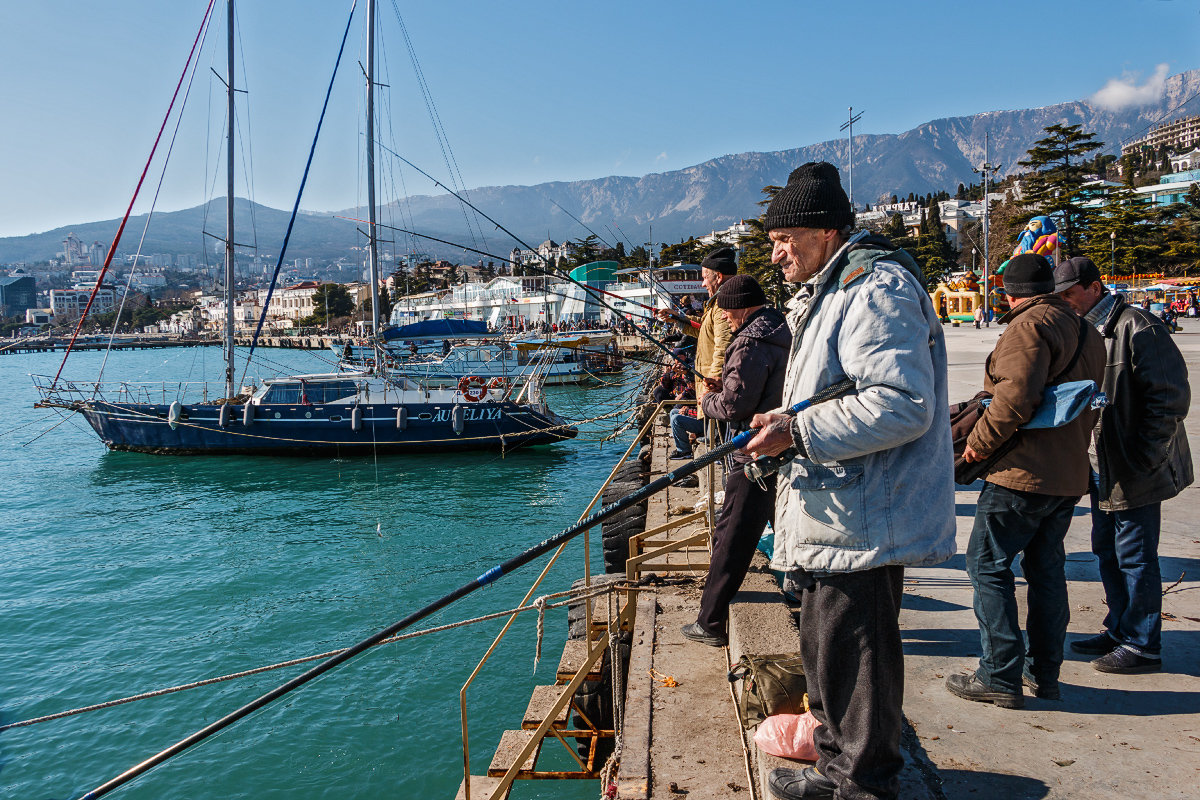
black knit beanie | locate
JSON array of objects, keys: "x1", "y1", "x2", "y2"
[
  {"x1": 716, "y1": 274, "x2": 768, "y2": 310},
  {"x1": 763, "y1": 162, "x2": 855, "y2": 232},
  {"x1": 700, "y1": 246, "x2": 738, "y2": 275},
  {"x1": 1003, "y1": 253, "x2": 1055, "y2": 297}
]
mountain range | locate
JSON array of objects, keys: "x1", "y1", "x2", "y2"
[{"x1": 4, "y1": 67, "x2": 1198, "y2": 266}]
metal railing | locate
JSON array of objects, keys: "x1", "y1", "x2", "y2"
[{"x1": 457, "y1": 402, "x2": 662, "y2": 800}]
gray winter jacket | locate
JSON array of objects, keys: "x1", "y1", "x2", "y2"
[{"x1": 771, "y1": 237, "x2": 957, "y2": 574}]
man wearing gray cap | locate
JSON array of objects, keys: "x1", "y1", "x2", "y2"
[
  {"x1": 746, "y1": 162, "x2": 955, "y2": 800},
  {"x1": 1055, "y1": 256, "x2": 1192, "y2": 674}
]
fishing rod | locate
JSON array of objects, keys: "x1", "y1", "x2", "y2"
[
  {"x1": 543, "y1": 194, "x2": 612, "y2": 248},
  {"x1": 75, "y1": 377, "x2": 854, "y2": 800},
  {"x1": 335, "y1": 216, "x2": 708, "y2": 381},
  {"x1": 367, "y1": 147, "x2": 709, "y2": 376}
]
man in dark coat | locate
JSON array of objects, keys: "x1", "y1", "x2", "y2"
[
  {"x1": 680, "y1": 274, "x2": 792, "y2": 646},
  {"x1": 1055, "y1": 256, "x2": 1193, "y2": 674}
]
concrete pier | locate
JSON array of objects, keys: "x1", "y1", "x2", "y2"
[{"x1": 620, "y1": 319, "x2": 1200, "y2": 800}]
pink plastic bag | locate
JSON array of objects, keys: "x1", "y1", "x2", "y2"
[{"x1": 753, "y1": 712, "x2": 820, "y2": 761}]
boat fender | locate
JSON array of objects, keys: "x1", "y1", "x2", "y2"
[
  {"x1": 242, "y1": 402, "x2": 254, "y2": 426},
  {"x1": 452, "y1": 404, "x2": 465, "y2": 436},
  {"x1": 219, "y1": 404, "x2": 231, "y2": 428},
  {"x1": 396, "y1": 407, "x2": 407, "y2": 430},
  {"x1": 351, "y1": 406, "x2": 362, "y2": 432},
  {"x1": 168, "y1": 401, "x2": 183, "y2": 430}
]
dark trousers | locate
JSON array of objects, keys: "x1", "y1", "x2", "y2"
[
  {"x1": 966, "y1": 482, "x2": 1077, "y2": 691},
  {"x1": 696, "y1": 468, "x2": 776, "y2": 635},
  {"x1": 801, "y1": 565, "x2": 905, "y2": 800},
  {"x1": 1089, "y1": 471, "x2": 1163, "y2": 657}
]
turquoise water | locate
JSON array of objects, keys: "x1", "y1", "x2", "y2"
[{"x1": 0, "y1": 345, "x2": 639, "y2": 799}]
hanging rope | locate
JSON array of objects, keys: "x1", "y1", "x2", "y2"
[
  {"x1": 0, "y1": 582, "x2": 639, "y2": 734},
  {"x1": 243, "y1": 0, "x2": 358, "y2": 378},
  {"x1": 50, "y1": 0, "x2": 217, "y2": 390}
]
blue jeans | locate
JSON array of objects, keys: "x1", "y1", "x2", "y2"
[
  {"x1": 669, "y1": 409, "x2": 704, "y2": 454},
  {"x1": 966, "y1": 482, "x2": 1078, "y2": 692},
  {"x1": 1089, "y1": 471, "x2": 1162, "y2": 657}
]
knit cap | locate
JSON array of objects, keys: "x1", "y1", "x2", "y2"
[
  {"x1": 763, "y1": 162, "x2": 854, "y2": 232},
  {"x1": 700, "y1": 246, "x2": 738, "y2": 275},
  {"x1": 1003, "y1": 253, "x2": 1055, "y2": 297},
  {"x1": 716, "y1": 274, "x2": 768, "y2": 309}
]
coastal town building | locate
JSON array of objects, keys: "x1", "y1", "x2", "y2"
[
  {"x1": 698, "y1": 220, "x2": 756, "y2": 247},
  {"x1": 0, "y1": 274, "x2": 37, "y2": 317},
  {"x1": 49, "y1": 287, "x2": 118, "y2": 320},
  {"x1": 1121, "y1": 114, "x2": 1200, "y2": 159}
]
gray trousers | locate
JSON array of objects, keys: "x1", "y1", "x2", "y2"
[{"x1": 800, "y1": 565, "x2": 905, "y2": 800}]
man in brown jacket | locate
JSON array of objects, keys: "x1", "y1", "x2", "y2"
[{"x1": 946, "y1": 253, "x2": 1105, "y2": 708}]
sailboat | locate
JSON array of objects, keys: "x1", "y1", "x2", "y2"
[{"x1": 32, "y1": 0, "x2": 576, "y2": 455}]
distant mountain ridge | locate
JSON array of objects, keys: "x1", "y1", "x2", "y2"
[{"x1": 5, "y1": 67, "x2": 1198, "y2": 264}]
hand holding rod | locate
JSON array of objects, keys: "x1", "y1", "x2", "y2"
[{"x1": 77, "y1": 379, "x2": 854, "y2": 799}]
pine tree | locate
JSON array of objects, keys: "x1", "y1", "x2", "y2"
[{"x1": 1017, "y1": 123, "x2": 1104, "y2": 258}]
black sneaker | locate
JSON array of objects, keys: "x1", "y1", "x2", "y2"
[
  {"x1": 768, "y1": 767, "x2": 835, "y2": 799},
  {"x1": 668, "y1": 450, "x2": 693, "y2": 460},
  {"x1": 1021, "y1": 668, "x2": 1061, "y2": 700},
  {"x1": 680, "y1": 622, "x2": 726, "y2": 647},
  {"x1": 945, "y1": 671, "x2": 1024, "y2": 709},
  {"x1": 1070, "y1": 632, "x2": 1119, "y2": 655},
  {"x1": 1092, "y1": 647, "x2": 1162, "y2": 674}
]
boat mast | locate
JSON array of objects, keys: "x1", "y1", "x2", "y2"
[
  {"x1": 223, "y1": 0, "x2": 237, "y2": 398},
  {"x1": 366, "y1": 0, "x2": 381, "y2": 340}
]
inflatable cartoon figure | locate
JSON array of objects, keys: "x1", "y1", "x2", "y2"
[{"x1": 1013, "y1": 215, "x2": 1060, "y2": 260}]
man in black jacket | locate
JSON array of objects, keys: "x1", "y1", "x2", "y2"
[
  {"x1": 680, "y1": 274, "x2": 792, "y2": 646},
  {"x1": 1055, "y1": 257, "x2": 1193, "y2": 674}
]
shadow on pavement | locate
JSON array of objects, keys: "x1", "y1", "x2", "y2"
[
  {"x1": 902, "y1": 627, "x2": 980, "y2": 658},
  {"x1": 936, "y1": 769, "x2": 1049, "y2": 799}
]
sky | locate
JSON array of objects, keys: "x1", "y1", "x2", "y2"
[{"x1": 1, "y1": 0, "x2": 1198, "y2": 238}]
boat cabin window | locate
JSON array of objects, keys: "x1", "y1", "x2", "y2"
[{"x1": 261, "y1": 381, "x2": 359, "y2": 404}]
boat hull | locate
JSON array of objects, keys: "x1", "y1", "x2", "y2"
[{"x1": 76, "y1": 399, "x2": 576, "y2": 455}]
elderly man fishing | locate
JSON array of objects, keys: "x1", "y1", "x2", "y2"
[{"x1": 744, "y1": 162, "x2": 955, "y2": 800}]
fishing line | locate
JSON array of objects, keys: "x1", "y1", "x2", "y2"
[{"x1": 338, "y1": 215, "x2": 704, "y2": 382}]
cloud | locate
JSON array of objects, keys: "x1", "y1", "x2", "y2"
[
  {"x1": 1090, "y1": 63, "x2": 1170, "y2": 110},
  {"x1": 655, "y1": 152, "x2": 668, "y2": 162}
]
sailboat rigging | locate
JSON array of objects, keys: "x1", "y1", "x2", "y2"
[{"x1": 32, "y1": 0, "x2": 576, "y2": 455}]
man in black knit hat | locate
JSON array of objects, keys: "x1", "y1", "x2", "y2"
[
  {"x1": 680, "y1": 274, "x2": 791, "y2": 646},
  {"x1": 745, "y1": 162, "x2": 955, "y2": 800}
]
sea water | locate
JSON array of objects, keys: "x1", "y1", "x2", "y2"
[{"x1": 0, "y1": 344, "x2": 638, "y2": 799}]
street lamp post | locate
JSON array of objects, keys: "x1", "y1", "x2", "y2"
[{"x1": 1110, "y1": 231, "x2": 1116, "y2": 283}]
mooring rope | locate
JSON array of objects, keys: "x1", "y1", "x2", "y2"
[{"x1": 0, "y1": 581, "x2": 638, "y2": 733}]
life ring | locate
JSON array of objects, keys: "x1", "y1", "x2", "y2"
[
  {"x1": 458, "y1": 375, "x2": 488, "y2": 402},
  {"x1": 487, "y1": 376, "x2": 509, "y2": 391}
]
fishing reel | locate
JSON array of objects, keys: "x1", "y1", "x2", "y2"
[{"x1": 744, "y1": 447, "x2": 798, "y2": 490}]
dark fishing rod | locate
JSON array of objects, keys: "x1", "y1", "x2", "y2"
[
  {"x1": 367, "y1": 148, "x2": 709, "y2": 376},
  {"x1": 75, "y1": 377, "x2": 854, "y2": 800},
  {"x1": 542, "y1": 194, "x2": 612, "y2": 248}
]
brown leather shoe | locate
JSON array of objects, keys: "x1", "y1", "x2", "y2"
[{"x1": 945, "y1": 671, "x2": 1024, "y2": 708}]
